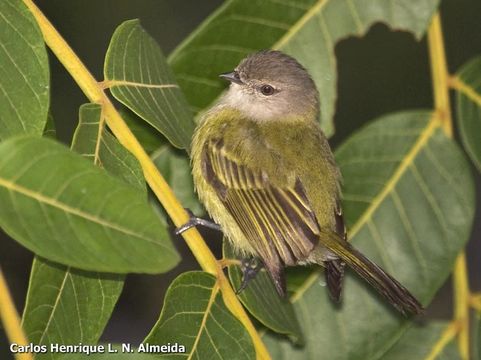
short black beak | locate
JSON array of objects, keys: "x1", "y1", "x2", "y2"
[{"x1": 219, "y1": 71, "x2": 243, "y2": 85}]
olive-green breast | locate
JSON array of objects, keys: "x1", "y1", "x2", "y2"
[{"x1": 192, "y1": 106, "x2": 341, "y2": 232}]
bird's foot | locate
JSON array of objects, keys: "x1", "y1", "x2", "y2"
[
  {"x1": 175, "y1": 208, "x2": 222, "y2": 235},
  {"x1": 236, "y1": 258, "x2": 263, "y2": 295}
]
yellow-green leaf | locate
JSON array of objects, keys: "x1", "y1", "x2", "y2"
[
  {"x1": 104, "y1": 20, "x2": 195, "y2": 150},
  {"x1": 22, "y1": 259, "x2": 124, "y2": 360},
  {"x1": 0, "y1": 0, "x2": 49, "y2": 141},
  {"x1": 144, "y1": 271, "x2": 255, "y2": 360}
]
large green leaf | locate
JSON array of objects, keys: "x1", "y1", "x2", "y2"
[
  {"x1": 0, "y1": 136, "x2": 179, "y2": 273},
  {"x1": 223, "y1": 242, "x2": 303, "y2": 345},
  {"x1": 0, "y1": 0, "x2": 49, "y2": 141},
  {"x1": 263, "y1": 111, "x2": 474, "y2": 359},
  {"x1": 144, "y1": 271, "x2": 255, "y2": 360},
  {"x1": 104, "y1": 20, "x2": 195, "y2": 150},
  {"x1": 151, "y1": 145, "x2": 203, "y2": 216},
  {"x1": 454, "y1": 56, "x2": 481, "y2": 173},
  {"x1": 380, "y1": 322, "x2": 460, "y2": 360},
  {"x1": 169, "y1": 0, "x2": 439, "y2": 136},
  {"x1": 21, "y1": 259, "x2": 124, "y2": 360}
]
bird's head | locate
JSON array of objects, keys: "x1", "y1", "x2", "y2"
[{"x1": 219, "y1": 50, "x2": 320, "y2": 121}]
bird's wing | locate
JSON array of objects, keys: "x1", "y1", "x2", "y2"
[{"x1": 202, "y1": 139, "x2": 320, "y2": 296}]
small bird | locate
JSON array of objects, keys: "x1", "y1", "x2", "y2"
[{"x1": 180, "y1": 50, "x2": 423, "y2": 315}]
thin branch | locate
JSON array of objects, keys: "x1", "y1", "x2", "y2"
[
  {"x1": 449, "y1": 75, "x2": 481, "y2": 106},
  {"x1": 428, "y1": 12, "x2": 470, "y2": 360},
  {"x1": 428, "y1": 13, "x2": 453, "y2": 137},
  {"x1": 0, "y1": 267, "x2": 32, "y2": 360},
  {"x1": 453, "y1": 255, "x2": 470, "y2": 360},
  {"x1": 424, "y1": 320, "x2": 460, "y2": 360},
  {"x1": 21, "y1": 1, "x2": 270, "y2": 358}
]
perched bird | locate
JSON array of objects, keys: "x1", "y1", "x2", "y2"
[{"x1": 179, "y1": 50, "x2": 423, "y2": 315}]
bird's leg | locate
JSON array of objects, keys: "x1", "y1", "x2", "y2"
[
  {"x1": 236, "y1": 258, "x2": 263, "y2": 295},
  {"x1": 175, "y1": 208, "x2": 222, "y2": 235},
  {"x1": 218, "y1": 258, "x2": 241, "y2": 268}
]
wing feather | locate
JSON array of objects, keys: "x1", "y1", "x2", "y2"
[{"x1": 202, "y1": 139, "x2": 320, "y2": 295}]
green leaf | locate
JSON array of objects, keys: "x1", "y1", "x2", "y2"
[
  {"x1": 0, "y1": 0, "x2": 50, "y2": 141},
  {"x1": 169, "y1": 0, "x2": 439, "y2": 136},
  {"x1": 104, "y1": 19, "x2": 195, "y2": 150},
  {"x1": 72, "y1": 103, "x2": 146, "y2": 192},
  {"x1": 144, "y1": 271, "x2": 255, "y2": 360},
  {"x1": 0, "y1": 136, "x2": 179, "y2": 273},
  {"x1": 21, "y1": 259, "x2": 124, "y2": 360},
  {"x1": 223, "y1": 241, "x2": 303, "y2": 345},
  {"x1": 263, "y1": 111, "x2": 474, "y2": 359},
  {"x1": 152, "y1": 145, "x2": 203, "y2": 216},
  {"x1": 454, "y1": 56, "x2": 481, "y2": 173},
  {"x1": 119, "y1": 107, "x2": 166, "y2": 154},
  {"x1": 380, "y1": 322, "x2": 460, "y2": 360},
  {"x1": 43, "y1": 114, "x2": 56, "y2": 139}
]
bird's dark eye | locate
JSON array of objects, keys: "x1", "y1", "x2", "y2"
[
  {"x1": 233, "y1": 71, "x2": 241, "y2": 80},
  {"x1": 260, "y1": 84, "x2": 275, "y2": 96}
]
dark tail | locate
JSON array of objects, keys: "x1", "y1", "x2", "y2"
[
  {"x1": 321, "y1": 230, "x2": 424, "y2": 316},
  {"x1": 325, "y1": 259, "x2": 345, "y2": 302}
]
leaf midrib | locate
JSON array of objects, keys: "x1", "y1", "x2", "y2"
[
  {"x1": 0, "y1": 176, "x2": 160, "y2": 245},
  {"x1": 37, "y1": 267, "x2": 70, "y2": 344},
  {"x1": 187, "y1": 282, "x2": 220, "y2": 360},
  {"x1": 273, "y1": 0, "x2": 327, "y2": 49},
  {"x1": 348, "y1": 115, "x2": 439, "y2": 239},
  {"x1": 105, "y1": 80, "x2": 179, "y2": 89}
]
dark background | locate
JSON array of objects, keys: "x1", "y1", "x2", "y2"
[{"x1": 1, "y1": 0, "x2": 481, "y2": 357}]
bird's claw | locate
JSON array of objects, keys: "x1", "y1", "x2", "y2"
[{"x1": 235, "y1": 258, "x2": 262, "y2": 295}]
